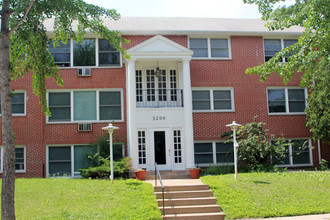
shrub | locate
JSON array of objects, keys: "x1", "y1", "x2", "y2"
[
  {"x1": 223, "y1": 116, "x2": 287, "y2": 172},
  {"x1": 201, "y1": 166, "x2": 234, "y2": 176},
  {"x1": 79, "y1": 157, "x2": 131, "y2": 179}
]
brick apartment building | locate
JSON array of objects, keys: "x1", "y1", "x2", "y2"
[{"x1": 1, "y1": 17, "x2": 329, "y2": 178}]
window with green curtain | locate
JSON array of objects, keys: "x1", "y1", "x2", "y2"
[
  {"x1": 73, "y1": 91, "x2": 96, "y2": 121},
  {"x1": 73, "y1": 145, "x2": 97, "y2": 176},
  {"x1": 49, "y1": 92, "x2": 71, "y2": 121},
  {"x1": 48, "y1": 146, "x2": 71, "y2": 177},
  {"x1": 99, "y1": 91, "x2": 121, "y2": 120}
]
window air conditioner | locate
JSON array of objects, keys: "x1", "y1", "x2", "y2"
[
  {"x1": 78, "y1": 68, "x2": 91, "y2": 76},
  {"x1": 78, "y1": 123, "x2": 92, "y2": 131}
]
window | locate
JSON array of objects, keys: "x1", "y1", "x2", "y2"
[
  {"x1": 49, "y1": 40, "x2": 71, "y2": 67},
  {"x1": 48, "y1": 145, "x2": 97, "y2": 177},
  {"x1": 267, "y1": 88, "x2": 306, "y2": 114},
  {"x1": 138, "y1": 131, "x2": 146, "y2": 165},
  {"x1": 48, "y1": 90, "x2": 122, "y2": 122},
  {"x1": 189, "y1": 38, "x2": 230, "y2": 58},
  {"x1": 99, "y1": 91, "x2": 122, "y2": 120},
  {"x1": 272, "y1": 139, "x2": 311, "y2": 166},
  {"x1": 192, "y1": 89, "x2": 234, "y2": 111},
  {"x1": 0, "y1": 146, "x2": 26, "y2": 173},
  {"x1": 73, "y1": 39, "x2": 96, "y2": 66},
  {"x1": 264, "y1": 39, "x2": 298, "y2": 62},
  {"x1": 0, "y1": 92, "x2": 25, "y2": 116},
  {"x1": 99, "y1": 39, "x2": 120, "y2": 66},
  {"x1": 194, "y1": 142, "x2": 234, "y2": 165},
  {"x1": 49, "y1": 92, "x2": 71, "y2": 122},
  {"x1": 173, "y1": 130, "x2": 182, "y2": 164}
]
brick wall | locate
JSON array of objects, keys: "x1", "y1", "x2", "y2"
[{"x1": 0, "y1": 34, "x2": 325, "y2": 177}]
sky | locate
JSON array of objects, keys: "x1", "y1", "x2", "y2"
[{"x1": 83, "y1": 0, "x2": 263, "y2": 19}]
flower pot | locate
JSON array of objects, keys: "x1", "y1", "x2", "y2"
[
  {"x1": 134, "y1": 170, "x2": 146, "y2": 180},
  {"x1": 189, "y1": 168, "x2": 201, "y2": 179}
]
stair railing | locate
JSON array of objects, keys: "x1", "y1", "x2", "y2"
[{"x1": 154, "y1": 163, "x2": 165, "y2": 216}]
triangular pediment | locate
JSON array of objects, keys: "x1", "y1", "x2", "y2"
[{"x1": 127, "y1": 35, "x2": 193, "y2": 58}]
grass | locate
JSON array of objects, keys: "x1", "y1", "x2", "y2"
[
  {"x1": 201, "y1": 171, "x2": 330, "y2": 219},
  {"x1": 1, "y1": 178, "x2": 161, "y2": 220}
]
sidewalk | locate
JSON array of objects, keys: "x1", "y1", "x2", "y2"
[{"x1": 243, "y1": 213, "x2": 330, "y2": 220}]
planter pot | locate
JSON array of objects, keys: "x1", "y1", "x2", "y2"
[
  {"x1": 189, "y1": 169, "x2": 201, "y2": 179},
  {"x1": 134, "y1": 170, "x2": 146, "y2": 180}
]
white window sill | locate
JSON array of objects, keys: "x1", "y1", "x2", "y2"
[
  {"x1": 191, "y1": 57, "x2": 232, "y2": 60},
  {"x1": 193, "y1": 110, "x2": 235, "y2": 113},
  {"x1": 46, "y1": 120, "x2": 124, "y2": 124},
  {"x1": 268, "y1": 113, "x2": 306, "y2": 116}
]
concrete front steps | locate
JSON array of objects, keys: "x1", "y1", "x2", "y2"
[{"x1": 154, "y1": 184, "x2": 225, "y2": 220}]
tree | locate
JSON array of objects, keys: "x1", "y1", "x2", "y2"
[
  {"x1": 243, "y1": 0, "x2": 330, "y2": 142},
  {"x1": 0, "y1": 0, "x2": 128, "y2": 219}
]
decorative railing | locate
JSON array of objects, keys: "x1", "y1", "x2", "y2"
[
  {"x1": 154, "y1": 163, "x2": 165, "y2": 216},
  {"x1": 136, "y1": 89, "x2": 184, "y2": 108}
]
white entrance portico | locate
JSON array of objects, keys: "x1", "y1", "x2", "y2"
[{"x1": 125, "y1": 35, "x2": 195, "y2": 171}]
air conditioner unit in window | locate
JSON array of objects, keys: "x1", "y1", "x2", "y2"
[
  {"x1": 78, "y1": 123, "x2": 92, "y2": 131},
  {"x1": 78, "y1": 68, "x2": 91, "y2": 76}
]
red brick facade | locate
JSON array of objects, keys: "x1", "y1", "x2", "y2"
[{"x1": 0, "y1": 34, "x2": 327, "y2": 178}]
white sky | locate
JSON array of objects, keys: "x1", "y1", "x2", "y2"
[{"x1": 83, "y1": 0, "x2": 263, "y2": 19}]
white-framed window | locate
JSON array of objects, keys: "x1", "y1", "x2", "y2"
[
  {"x1": 192, "y1": 88, "x2": 234, "y2": 112},
  {"x1": 194, "y1": 142, "x2": 234, "y2": 166},
  {"x1": 0, "y1": 146, "x2": 26, "y2": 173},
  {"x1": 267, "y1": 87, "x2": 306, "y2": 114},
  {"x1": 264, "y1": 39, "x2": 298, "y2": 62},
  {"x1": 47, "y1": 143, "x2": 125, "y2": 177},
  {"x1": 47, "y1": 145, "x2": 97, "y2": 177},
  {"x1": 49, "y1": 40, "x2": 71, "y2": 67},
  {"x1": 138, "y1": 130, "x2": 146, "y2": 165},
  {"x1": 47, "y1": 89, "x2": 123, "y2": 123},
  {"x1": 189, "y1": 38, "x2": 231, "y2": 59},
  {"x1": 49, "y1": 38, "x2": 121, "y2": 68},
  {"x1": 0, "y1": 91, "x2": 26, "y2": 116},
  {"x1": 272, "y1": 139, "x2": 312, "y2": 167}
]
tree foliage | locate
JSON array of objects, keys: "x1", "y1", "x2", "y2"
[
  {"x1": 243, "y1": 0, "x2": 329, "y2": 142},
  {"x1": 305, "y1": 57, "x2": 330, "y2": 142},
  {"x1": 5, "y1": 0, "x2": 129, "y2": 115},
  {"x1": 0, "y1": 0, "x2": 129, "y2": 218}
]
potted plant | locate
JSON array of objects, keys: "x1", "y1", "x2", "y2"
[
  {"x1": 189, "y1": 167, "x2": 201, "y2": 179},
  {"x1": 134, "y1": 167, "x2": 146, "y2": 180}
]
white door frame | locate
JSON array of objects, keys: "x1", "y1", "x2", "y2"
[{"x1": 149, "y1": 128, "x2": 172, "y2": 170}]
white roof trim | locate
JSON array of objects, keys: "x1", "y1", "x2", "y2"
[{"x1": 127, "y1": 35, "x2": 193, "y2": 58}]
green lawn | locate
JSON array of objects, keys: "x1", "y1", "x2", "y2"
[
  {"x1": 201, "y1": 171, "x2": 330, "y2": 219},
  {"x1": 1, "y1": 178, "x2": 161, "y2": 220}
]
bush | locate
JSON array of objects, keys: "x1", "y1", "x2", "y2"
[
  {"x1": 79, "y1": 157, "x2": 131, "y2": 179},
  {"x1": 224, "y1": 116, "x2": 287, "y2": 172},
  {"x1": 201, "y1": 166, "x2": 234, "y2": 176}
]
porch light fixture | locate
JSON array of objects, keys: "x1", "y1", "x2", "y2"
[
  {"x1": 102, "y1": 123, "x2": 119, "y2": 184},
  {"x1": 154, "y1": 61, "x2": 162, "y2": 78},
  {"x1": 226, "y1": 121, "x2": 242, "y2": 180}
]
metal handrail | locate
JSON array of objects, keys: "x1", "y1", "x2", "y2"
[{"x1": 154, "y1": 163, "x2": 165, "y2": 216}]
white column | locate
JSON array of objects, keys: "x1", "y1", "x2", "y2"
[
  {"x1": 182, "y1": 58, "x2": 195, "y2": 169},
  {"x1": 126, "y1": 59, "x2": 138, "y2": 170}
]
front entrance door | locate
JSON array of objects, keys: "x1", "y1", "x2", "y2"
[{"x1": 152, "y1": 130, "x2": 171, "y2": 170}]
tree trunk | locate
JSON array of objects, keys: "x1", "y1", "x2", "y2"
[{"x1": 0, "y1": 0, "x2": 17, "y2": 219}]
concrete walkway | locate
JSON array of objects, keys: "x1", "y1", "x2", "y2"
[
  {"x1": 244, "y1": 214, "x2": 330, "y2": 220},
  {"x1": 144, "y1": 179, "x2": 330, "y2": 220}
]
